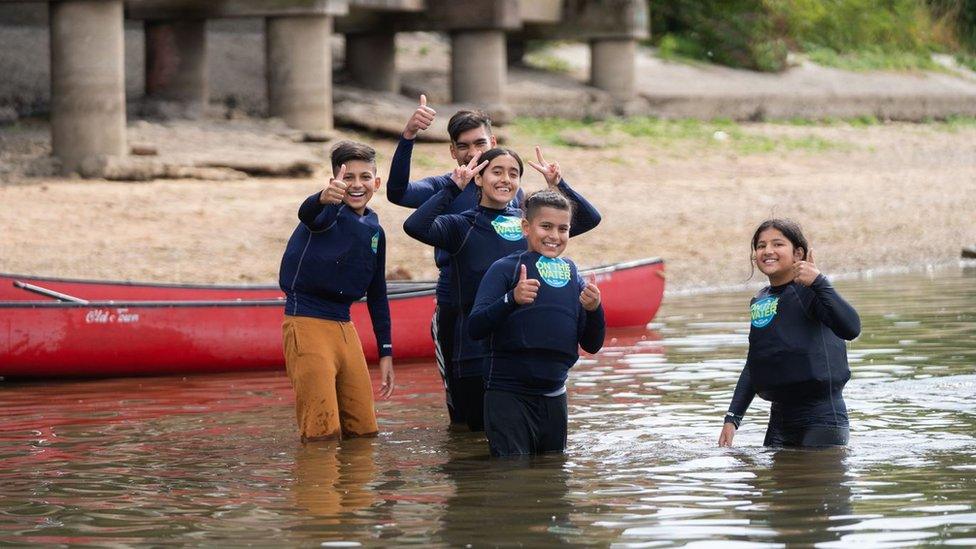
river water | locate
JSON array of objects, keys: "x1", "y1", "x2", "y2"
[{"x1": 1, "y1": 266, "x2": 974, "y2": 546}]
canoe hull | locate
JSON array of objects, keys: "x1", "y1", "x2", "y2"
[{"x1": 0, "y1": 259, "x2": 664, "y2": 379}]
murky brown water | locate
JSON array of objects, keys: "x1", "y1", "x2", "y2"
[{"x1": 2, "y1": 265, "x2": 974, "y2": 546}]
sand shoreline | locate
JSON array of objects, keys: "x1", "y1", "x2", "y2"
[{"x1": 2, "y1": 118, "x2": 975, "y2": 294}]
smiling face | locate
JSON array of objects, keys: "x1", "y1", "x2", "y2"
[
  {"x1": 754, "y1": 228, "x2": 804, "y2": 284},
  {"x1": 450, "y1": 125, "x2": 496, "y2": 166},
  {"x1": 523, "y1": 206, "x2": 571, "y2": 258},
  {"x1": 338, "y1": 159, "x2": 380, "y2": 215},
  {"x1": 475, "y1": 154, "x2": 520, "y2": 209}
]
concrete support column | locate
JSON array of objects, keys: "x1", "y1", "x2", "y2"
[
  {"x1": 50, "y1": 0, "x2": 127, "y2": 174},
  {"x1": 265, "y1": 15, "x2": 333, "y2": 131},
  {"x1": 345, "y1": 32, "x2": 398, "y2": 93},
  {"x1": 590, "y1": 38, "x2": 636, "y2": 102},
  {"x1": 451, "y1": 30, "x2": 505, "y2": 106},
  {"x1": 145, "y1": 19, "x2": 208, "y2": 118}
]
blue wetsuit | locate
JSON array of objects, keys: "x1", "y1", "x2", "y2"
[
  {"x1": 725, "y1": 274, "x2": 860, "y2": 447},
  {"x1": 278, "y1": 194, "x2": 392, "y2": 357},
  {"x1": 469, "y1": 251, "x2": 606, "y2": 455},
  {"x1": 386, "y1": 137, "x2": 600, "y2": 423},
  {"x1": 399, "y1": 162, "x2": 601, "y2": 429}
]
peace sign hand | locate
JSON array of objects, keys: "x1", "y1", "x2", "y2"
[
  {"x1": 792, "y1": 249, "x2": 821, "y2": 287},
  {"x1": 403, "y1": 94, "x2": 436, "y2": 140},
  {"x1": 526, "y1": 145, "x2": 561, "y2": 188},
  {"x1": 514, "y1": 264, "x2": 541, "y2": 305},
  {"x1": 319, "y1": 163, "x2": 348, "y2": 205},
  {"x1": 450, "y1": 151, "x2": 488, "y2": 191}
]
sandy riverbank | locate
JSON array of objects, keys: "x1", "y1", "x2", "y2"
[{"x1": 1, "y1": 118, "x2": 974, "y2": 293}]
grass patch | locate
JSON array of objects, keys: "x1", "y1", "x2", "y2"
[
  {"x1": 512, "y1": 117, "x2": 844, "y2": 155},
  {"x1": 803, "y1": 45, "x2": 944, "y2": 72},
  {"x1": 935, "y1": 115, "x2": 976, "y2": 131},
  {"x1": 411, "y1": 153, "x2": 441, "y2": 169},
  {"x1": 523, "y1": 48, "x2": 573, "y2": 74},
  {"x1": 956, "y1": 53, "x2": 976, "y2": 72}
]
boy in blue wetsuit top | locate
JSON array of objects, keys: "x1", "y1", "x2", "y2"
[
  {"x1": 278, "y1": 141, "x2": 395, "y2": 442},
  {"x1": 402, "y1": 147, "x2": 601, "y2": 432},
  {"x1": 469, "y1": 189, "x2": 606, "y2": 456},
  {"x1": 389, "y1": 96, "x2": 601, "y2": 428},
  {"x1": 719, "y1": 219, "x2": 861, "y2": 448}
]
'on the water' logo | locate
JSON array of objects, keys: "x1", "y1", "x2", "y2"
[
  {"x1": 536, "y1": 256, "x2": 571, "y2": 288},
  {"x1": 750, "y1": 296, "x2": 779, "y2": 328},
  {"x1": 491, "y1": 215, "x2": 524, "y2": 242}
]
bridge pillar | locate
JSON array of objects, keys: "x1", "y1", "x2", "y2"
[
  {"x1": 265, "y1": 15, "x2": 333, "y2": 131},
  {"x1": 590, "y1": 38, "x2": 636, "y2": 102},
  {"x1": 451, "y1": 30, "x2": 506, "y2": 107},
  {"x1": 49, "y1": 0, "x2": 127, "y2": 174},
  {"x1": 144, "y1": 19, "x2": 208, "y2": 118},
  {"x1": 345, "y1": 32, "x2": 398, "y2": 93}
]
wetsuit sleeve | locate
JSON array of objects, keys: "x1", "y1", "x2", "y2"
[
  {"x1": 402, "y1": 185, "x2": 466, "y2": 253},
  {"x1": 366, "y1": 229, "x2": 392, "y2": 358},
  {"x1": 579, "y1": 306, "x2": 606, "y2": 354},
  {"x1": 807, "y1": 275, "x2": 861, "y2": 340},
  {"x1": 297, "y1": 193, "x2": 342, "y2": 231},
  {"x1": 576, "y1": 273, "x2": 606, "y2": 354},
  {"x1": 725, "y1": 365, "x2": 756, "y2": 428},
  {"x1": 386, "y1": 137, "x2": 451, "y2": 208},
  {"x1": 556, "y1": 179, "x2": 602, "y2": 237},
  {"x1": 468, "y1": 260, "x2": 518, "y2": 340}
]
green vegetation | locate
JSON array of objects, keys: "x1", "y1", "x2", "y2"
[
  {"x1": 803, "y1": 46, "x2": 943, "y2": 71},
  {"x1": 523, "y1": 50, "x2": 573, "y2": 74},
  {"x1": 512, "y1": 116, "x2": 844, "y2": 155},
  {"x1": 936, "y1": 114, "x2": 976, "y2": 130},
  {"x1": 649, "y1": 0, "x2": 976, "y2": 72}
]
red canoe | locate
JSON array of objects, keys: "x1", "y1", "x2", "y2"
[{"x1": 0, "y1": 258, "x2": 664, "y2": 379}]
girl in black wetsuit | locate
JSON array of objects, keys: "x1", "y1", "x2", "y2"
[{"x1": 718, "y1": 219, "x2": 861, "y2": 448}]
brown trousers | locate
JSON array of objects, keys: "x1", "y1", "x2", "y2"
[{"x1": 282, "y1": 316, "x2": 378, "y2": 442}]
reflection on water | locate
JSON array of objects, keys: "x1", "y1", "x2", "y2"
[{"x1": 1, "y1": 266, "x2": 974, "y2": 545}]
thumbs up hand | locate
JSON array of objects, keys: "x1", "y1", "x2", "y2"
[
  {"x1": 514, "y1": 264, "x2": 541, "y2": 305},
  {"x1": 792, "y1": 248, "x2": 821, "y2": 287},
  {"x1": 403, "y1": 94, "x2": 436, "y2": 140},
  {"x1": 320, "y1": 163, "x2": 348, "y2": 205},
  {"x1": 579, "y1": 277, "x2": 601, "y2": 311}
]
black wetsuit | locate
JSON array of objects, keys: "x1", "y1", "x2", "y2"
[{"x1": 725, "y1": 274, "x2": 860, "y2": 447}]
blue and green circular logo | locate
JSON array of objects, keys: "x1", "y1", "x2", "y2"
[
  {"x1": 491, "y1": 215, "x2": 524, "y2": 242},
  {"x1": 535, "y1": 256, "x2": 571, "y2": 288},
  {"x1": 370, "y1": 231, "x2": 379, "y2": 254},
  {"x1": 750, "y1": 296, "x2": 779, "y2": 328}
]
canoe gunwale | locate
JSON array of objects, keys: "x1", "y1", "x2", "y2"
[{"x1": 0, "y1": 290, "x2": 437, "y2": 309}]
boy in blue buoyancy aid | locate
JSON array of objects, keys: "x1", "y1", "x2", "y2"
[
  {"x1": 719, "y1": 219, "x2": 861, "y2": 448},
  {"x1": 469, "y1": 190, "x2": 606, "y2": 456},
  {"x1": 402, "y1": 148, "x2": 600, "y2": 432},
  {"x1": 278, "y1": 141, "x2": 395, "y2": 442}
]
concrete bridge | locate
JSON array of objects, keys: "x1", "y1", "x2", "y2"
[{"x1": 0, "y1": 0, "x2": 647, "y2": 174}]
